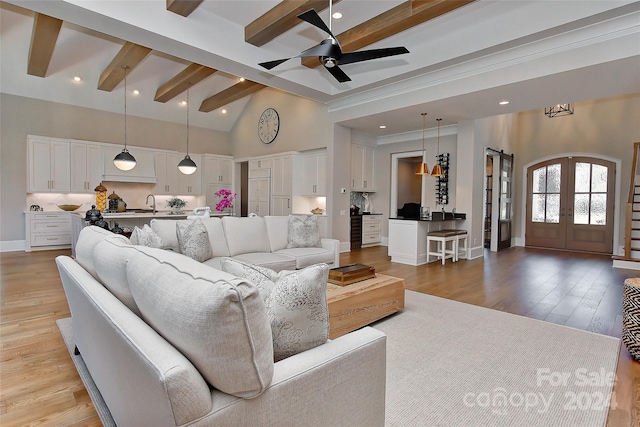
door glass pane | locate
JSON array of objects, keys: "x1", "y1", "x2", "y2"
[
  {"x1": 532, "y1": 194, "x2": 546, "y2": 222},
  {"x1": 574, "y1": 194, "x2": 590, "y2": 224},
  {"x1": 547, "y1": 164, "x2": 561, "y2": 193},
  {"x1": 575, "y1": 162, "x2": 591, "y2": 193},
  {"x1": 547, "y1": 194, "x2": 560, "y2": 223},
  {"x1": 591, "y1": 164, "x2": 608, "y2": 193},
  {"x1": 590, "y1": 194, "x2": 606, "y2": 225},
  {"x1": 533, "y1": 167, "x2": 546, "y2": 193}
]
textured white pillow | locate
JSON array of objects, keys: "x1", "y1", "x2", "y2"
[
  {"x1": 126, "y1": 246, "x2": 274, "y2": 398},
  {"x1": 130, "y1": 224, "x2": 164, "y2": 248},
  {"x1": 286, "y1": 215, "x2": 321, "y2": 248},
  {"x1": 176, "y1": 217, "x2": 213, "y2": 262},
  {"x1": 220, "y1": 258, "x2": 330, "y2": 361}
]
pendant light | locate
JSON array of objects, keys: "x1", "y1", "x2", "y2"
[
  {"x1": 113, "y1": 65, "x2": 137, "y2": 171},
  {"x1": 415, "y1": 112, "x2": 429, "y2": 175},
  {"x1": 178, "y1": 88, "x2": 197, "y2": 175},
  {"x1": 431, "y1": 118, "x2": 445, "y2": 177}
]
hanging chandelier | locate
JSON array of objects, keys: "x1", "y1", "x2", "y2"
[
  {"x1": 415, "y1": 113, "x2": 429, "y2": 175},
  {"x1": 178, "y1": 87, "x2": 197, "y2": 175},
  {"x1": 545, "y1": 103, "x2": 574, "y2": 118},
  {"x1": 113, "y1": 65, "x2": 137, "y2": 171}
]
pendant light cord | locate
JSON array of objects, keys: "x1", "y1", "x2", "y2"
[
  {"x1": 123, "y1": 65, "x2": 128, "y2": 150},
  {"x1": 421, "y1": 112, "x2": 427, "y2": 154},
  {"x1": 186, "y1": 88, "x2": 190, "y2": 156}
]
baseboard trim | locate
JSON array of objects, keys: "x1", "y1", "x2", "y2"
[
  {"x1": 612, "y1": 258, "x2": 640, "y2": 270},
  {"x1": 0, "y1": 240, "x2": 25, "y2": 252}
]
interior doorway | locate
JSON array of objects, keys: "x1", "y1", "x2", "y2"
[
  {"x1": 525, "y1": 156, "x2": 616, "y2": 254},
  {"x1": 483, "y1": 149, "x2": 514, "y2": 252}
]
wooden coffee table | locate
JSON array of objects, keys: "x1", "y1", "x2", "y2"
[{"x1": 326, "y1": 274, "x2": 405, "y2": 339}]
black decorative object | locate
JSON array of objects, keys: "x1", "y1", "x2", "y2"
[
  {"x1": 435, "y1": 153, "x2": 450, "y2": 205},
  {"x1": 111, "y1": 222, "x2": 124, "y2": 235},
  {"x1": 85, "y1": 205, "x2": 102, "y2": 224}
]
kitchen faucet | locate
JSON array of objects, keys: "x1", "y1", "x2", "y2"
[{"x1": 146, "y1": 194, "x2": 156, "y2": 214}]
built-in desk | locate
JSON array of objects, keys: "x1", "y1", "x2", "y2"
[{"x1": 387, "y1": 217, "x2": 465, "y2": 265}]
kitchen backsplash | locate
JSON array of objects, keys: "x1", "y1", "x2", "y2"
[{"x1": 27, "y1": 181, "x2": 205, "y2": 212}]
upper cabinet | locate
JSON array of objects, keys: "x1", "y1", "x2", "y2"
[
  {"x1": 155, "y1": 152, "x2": 181, "y2": 195},
  {"x1": 351, "y1": 144, "x2": 375, "y2": 191},
  {"x1": 298, "y1": 150, "x2": 326, "y2": 196},
  {"x1": 28, "y1": 136, "x2": 70, "y2": 193},
  {"x1": 271, "y1": 155, "x2": 293, "y2": 196},
  {"x1": 70, "y1": 142, "x2": 103, "y2": 193},
  {"x1": 204, "y1": 155, "x2": 233, "y2": 185},
  {"x1": 176, "y1": 154, "x2": 202, "y2": 195},
  {"x1": 102, "y1": 144, "x2": 156, "y2": 183}
]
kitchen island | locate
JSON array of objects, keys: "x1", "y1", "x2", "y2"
[{"x1": 388, "y1": 217, "x2": 466, "y2": 266}]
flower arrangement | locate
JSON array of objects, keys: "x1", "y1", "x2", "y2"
[
  {"x1": 214, "y1": 188, "x2": 237, "y2": 213},
  {"x1": 166, "y1": 197, "x2": 187, "y2": 209}
]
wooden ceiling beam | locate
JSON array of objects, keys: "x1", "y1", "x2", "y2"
[
  {"x1": 301, "y1": 0, "x2": 475, "y2": 68},
  {"x1": 154, "y1": 64, "x2": 217, "y2": 103},
  {"x1": 166, "y1": 0, "x2": 204, "y2": 17},
  {"x1": 97, "y1": 42, "x2": 152, "y2": 92},
  {"x1": 199, "y1": 81, "x2": 266, "y2": 113},
  {"x1": 245, "y1": 0, "x2": 341, "y2": 47},
  {"x1": 27, "y1": 13, "x2": 63, "y2": 77}
]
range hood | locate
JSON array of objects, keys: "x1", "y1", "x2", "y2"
[{"x1": 102, "y1": 145, "x2": 156, "y2": 183}]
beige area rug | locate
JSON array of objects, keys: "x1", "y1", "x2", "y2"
[{"x1": 372, "y1": 290, "x2": 621, "y2": 427}]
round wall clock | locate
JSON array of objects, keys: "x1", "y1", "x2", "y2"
[{"x1": 258, "y1": 108, "x2": 280, "y2": 144}]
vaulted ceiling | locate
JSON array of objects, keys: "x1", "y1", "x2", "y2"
[{"x1": 1, "y1": 1, "x2": 639, "y2": 137}]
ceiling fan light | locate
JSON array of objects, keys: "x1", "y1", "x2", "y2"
[
  {"x1": 113, "y1": 149, "x2": 137, "y2": 171},
  {"x1": 323, "y1": 57, "x2": 337, "y2": 68},
  {"x1": 431, "y1": 163, "x2": 445, "y2": 177},
  {"x1": 178, "y1": 155, "x2": 197, "y2": 175},
  {"x1": 415, "y1": 162, "x2": 429, "y2": 175}
]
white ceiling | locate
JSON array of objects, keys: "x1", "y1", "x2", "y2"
[{"x1": 1, "y1": 0, "x2": 639, "y2": 138}]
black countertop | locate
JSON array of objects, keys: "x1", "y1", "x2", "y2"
[{"x1": 390, "y1": 217, "x2": 465, "y2": 222}]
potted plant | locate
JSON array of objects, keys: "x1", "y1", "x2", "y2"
[
  {"x1": 166, "y1": 197, "x2": 187, "y2": 214},
  {"x1": 214, "y1": 189, "x2": 237, "y2": 215}
]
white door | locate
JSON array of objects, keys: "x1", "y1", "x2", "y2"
[{"x1": 248, "y1": 177, "x2": 270, "y2": 217}]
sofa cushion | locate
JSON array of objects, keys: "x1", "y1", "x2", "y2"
[
  {"x1": 149, "y1": 219, "x2": 180, "y2": 252},
  {"x1": 75, "y1": 226, "x2": 125, "y2": 279},
  {"x1": 200, "y1": 217, "x2": 230, "y2": 257},
  {"x1": 176, "y1": 218, "x2": 213, "y2": 262},
  {"x1": 275, "y1": 247, "x2": 335, "y2": 269},
  {"x1": 125, "y1": 246, "x2": 274, "y2": 398},
  {"x1": 264, "y1": 215, "x2": 289, "y2": 252},
  {"x1": 222, "y1": 216, "x2": 271, "y2": 256},
  {"x1": 93, "y1": 236, "x2": 142, "y2": 317},
  {"x1": 231, "y1": 252, "x2": 297, "y2": 272},
  {"x1": 130, "y1": 224, "x2": 164, "y2": 248},
  {"x1": 287, "y1": 215, "x2": 321, "y2": 248},
  {"x1": 220, "y1": 258, "x2": 330, "y2": 361}
]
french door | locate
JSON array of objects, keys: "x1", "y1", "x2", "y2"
[
  {"x1": 497, "y1": 152, "x2": 514, "y2": 250},
  {"x1": 526, "y1": 157, "x2": 615, "y2": 253}
]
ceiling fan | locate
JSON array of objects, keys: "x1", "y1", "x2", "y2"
[{"x1": 258, "y1": 7, "x2": 409, "y2": 83}]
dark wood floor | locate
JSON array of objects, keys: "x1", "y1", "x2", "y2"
[{"x1": 1, "y1": 246, "x2": 638, "y2": 426}]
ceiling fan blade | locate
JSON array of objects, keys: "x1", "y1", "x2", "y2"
[
  {"x1": 325, "y1": 64, "x2": 351, "y2": 83},
  {"x1": 298, "y1": 40, "x2": 335, "y2": 59},
  {"x1": 298, "y1": 9, "x2": 335, "y2": 39},
  {"x1": 339, "y1": 47, "x2": 409, "y2": 66},
  {"x1": 258, "y1": 58, "x2": 291, "y2": 70}
]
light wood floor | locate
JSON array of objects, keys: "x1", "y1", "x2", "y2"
[{"x1": 1, "y1": 247, "x2": 638, "y2": 426}]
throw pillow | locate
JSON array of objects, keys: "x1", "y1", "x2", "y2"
[
  {"x1": 176, "y1": 217, "x2": 213, "y2": 262},
  {"x1": 286, "y1": 215, "x2": 321, "y2": 248},
  {"x1": 220, "y1": 258, "x2": 330, "y2": 361},
  {"x1": 130, "y1": 224, "x2": 164, "y2": 248}
]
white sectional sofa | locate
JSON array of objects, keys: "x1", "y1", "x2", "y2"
[
  {"x1": 150, "y1": 215, "x2": 340, "y2": 272},
  {"x1": 56, "y1": 225, "x2": 386, "y2": 426}
]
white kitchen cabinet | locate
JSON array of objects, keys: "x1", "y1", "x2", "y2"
[
  {"x1": 271, "y1": 195, "x2": 292, "y2": 216},
  {"x1": 361, "y1": 214, "x2": 382, "y2": 247},
  {"x1": 204, "y1": 155, "x2": 233, "y2": 185},
  {"x1": 102, "y1": 144, "x2": 156, "y2": 183},
  {"x1": 248, "y1": 176, "x2": 271, "y2": 217},
  {"x1": 351, "y1": 144, "x2": 375, "y2": 191},
  {"x1": 299, "y1": 151, "x2": 326, "y2": 196},
  {"x1": 155, "y1": 152, "x2": 181, "y2": 195},
  {"x1": 25, "y1": 211, "x2": 71, "y2": 251},
  {"x1": 28, "y1": 137, "x2": 70, "y2": 193},
  {"x1": 176, "y1": 154, "x2": 202, "y2": 195},
  {"x1": 271, "y1": 155, "x2": 292, "y2": 196},
  {"x1": 249, "y1": 158, "x2": 273, "y2": 171},
  {"x1": 70, "y1": 142, "x2": 103, "y2": 193}
]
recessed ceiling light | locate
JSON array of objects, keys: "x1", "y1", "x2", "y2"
[
  {"x1": 379, "y1": 125, "x2": 387, "y2": 129},
  {"x1": 180, "y1": 100, "x2": 187, "y2": 106},
  {"x1": 133, "y1": 90, "x2": 140, "y2": 95},
  {"x1": 73, "y1": 76, "x2": 82, "y2": 82},
  {"x1": 239, "y1": 77, "x2": 245, "y2": 82},
  {"x1": 221, "y1": 109, "x2": 227, "y2": 114},
  {"x1": 332, "y1": 12, "x2": 343, "y2": 19},
  {"x1": 499, "y1": 100, "x2": 509, "y2": 105}
]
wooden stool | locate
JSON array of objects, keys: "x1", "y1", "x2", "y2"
[
  {"x1": 427, "y1": 230, "x2": 457, "y2": 265},
  {"x1": 440, "y1": 229, "x2": 468, "y2": 261}
]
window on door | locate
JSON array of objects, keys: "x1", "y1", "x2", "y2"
[
  {"x1": 531, "y1": 163, "x2": 561, "y2": 223},
  {"x1": 573, "y1": 162, "x2": 608, "y2": 225}
]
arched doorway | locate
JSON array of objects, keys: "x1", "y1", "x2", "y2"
[{"x1": 526, "y1": 156, "x2": 616, "y2": 254}]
